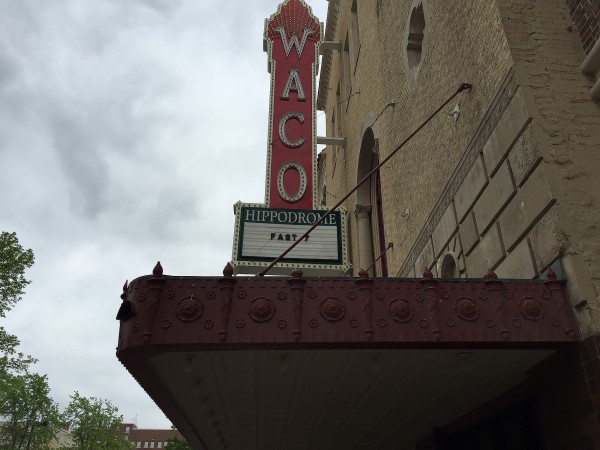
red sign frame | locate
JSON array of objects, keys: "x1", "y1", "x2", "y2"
[{"x1": 263, "y1": 0, "x2": 322, "y2": 210}]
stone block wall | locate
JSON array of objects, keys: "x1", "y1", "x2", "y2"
[
  {"x1": 496, "y1": 0, "x2": 600, "y2": 334},
  {"x1": 406, "y1": 83, "x2": 559, "y2": 285},
  {"x1": 318, "y1": 0, "x2": 600, "y2": 334},
  {"x1": 320, "y1": 0, "x2": 514, "y2": 279}
]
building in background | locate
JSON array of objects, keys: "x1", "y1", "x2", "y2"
[
  {"x1": 116, "y1": 0, "x2": 600, "y2": 448},
  {"x1": 119, "y1": 423, "x2": 183, "y2": 448},
  {"x1": 49, "y1": 428, "x2": 74, "y2": 448}
]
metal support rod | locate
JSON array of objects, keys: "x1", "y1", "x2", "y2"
[
  {"x1": 365, "y1": 242, "x2": 394, "y2": 274},
  {"x1": 257, "y1": 83, "x2": 473, "y2": 277}
]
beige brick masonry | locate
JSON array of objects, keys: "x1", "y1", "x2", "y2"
[
  {"x1": 459, "y1": 212, "x2": 479, "y2": 256},
  {"x1": 495, "y1": 239, "x2": 536, "y2": 279},
  {"x1": 473, "y1": 161, "x2": 515, "y2": 235},
  {"x1": 482, "y1": 88, "x2": 531, "y2": 176},
  {"x1": 466, "y1": 224, "x2": 504, "y2": 278},
  {"x1": 528, "y1": 206, "x2": 564, "y2": 272},
  {"x1": 454, "y1": 155, "x2": 488, "y2": 223},
  {"x1": 498, "y1": 163, "x2": 554, "y2": 252},
  {"x1": 432, "y1": 203, "x2": 458, "y2": 258},
  {"x1": 507, "y1": 124, "x2": 542, "y2": 187}
]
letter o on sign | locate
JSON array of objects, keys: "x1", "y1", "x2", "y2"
[
  {"x1": 279, "y1": 112, "x2": 305, "y2": 148},
  {"x1": 277, "y1": 162, "x2": 307, "y2": 203}
]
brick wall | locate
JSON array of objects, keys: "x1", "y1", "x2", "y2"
[
  {"x1": 496, "y1": 0, "x2": 600, "y2": 334},
  {"x1": 566, "y1": 0, "x2": 600, "y2": 53},
  {"x1": 406, "y1": 82, "x2": 558, "y2": 285},
  {"x1": 320, "y1": 0, "x2": 514, "y2": 278},
  {"x1": 319, "y1": 0, "x2": 600, "y2": 334}
]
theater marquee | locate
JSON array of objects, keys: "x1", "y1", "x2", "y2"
[
  {"x1": 232, "y1": 203, "x2": 350, "y2": 275},
  {"x1": 230, "y1": 0, "x2": 350, "y2": 275}
]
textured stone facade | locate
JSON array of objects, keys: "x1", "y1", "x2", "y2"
[{"x1": 318, "y1": 0, "x2": 600, "y2": 337}]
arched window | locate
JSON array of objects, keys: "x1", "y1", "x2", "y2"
[
  {"x1": 440, "y1": 253, "x2": 459, "y2": 278},
  {"x1": 356, "y1": 128, "x2": 388, "y2": 276}
]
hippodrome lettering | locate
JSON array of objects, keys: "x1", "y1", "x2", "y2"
[{"x1": 243, "y1": 208, "x2": 337, "y2": 226}]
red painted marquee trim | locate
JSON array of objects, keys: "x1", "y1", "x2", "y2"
[
  {"x1": 116, "y1": 264, "x2": 580, "y2": 449},
  {"x1": 117, "y1": 267, "x2": 580, "y2": 353}
]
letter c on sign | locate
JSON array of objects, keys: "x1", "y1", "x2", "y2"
[
  {"x1": 277, "y1": 162, "x2": 307, "y2": 203},
  {"x1": 279, "y1": 112, "x2": 305, "y2": 148}
]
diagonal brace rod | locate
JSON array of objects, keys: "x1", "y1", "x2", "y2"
[{"x1": 257, "y1": 83, "x2": 473, "y2": 277}]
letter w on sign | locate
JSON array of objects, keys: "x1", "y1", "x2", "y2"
[{"x1": 276, "y1": 26, "x2": 315, "y2": 58}]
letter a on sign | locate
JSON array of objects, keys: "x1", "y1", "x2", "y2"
[{"x1": 264, "y1": 0, "x2": 322, "y2": 210}]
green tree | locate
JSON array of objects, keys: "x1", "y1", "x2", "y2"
[
  {"x1": 0, "y1": 231, "x2": 54, "y2": 449},
  {"x1": 61, "y1": 392, "x2": 133, "y2": 450},
  {"x1": 0, "y1": 231, "x2": 34, "y2": 318},
  {"x1": 164, "y1": 435, "x2": 192, "y2": 449},
  {"x1": 0, "y1": 327, "x2": 36, "y2": 374},
  {"x1": 0, "y1": 372, "x2": 60, "y2": 449},
  {"x1": 0, "y1": 231, "x2": 36, "y2": 374}
]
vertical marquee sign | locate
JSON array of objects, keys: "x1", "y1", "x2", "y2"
[
  {"x1": 231, "y1": 0, "x2": 350, "y2": 276},
  {"x1": 264, "y1": 0, "x2": 320, "y2": 210}
]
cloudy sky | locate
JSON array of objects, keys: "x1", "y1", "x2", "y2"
[{"x1": 0, "y1": 0, "x2": 328, "y2": 428}]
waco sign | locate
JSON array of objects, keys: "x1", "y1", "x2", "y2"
[{"x1": 230, "y1": 0, "x2": 350, "y2": 276}]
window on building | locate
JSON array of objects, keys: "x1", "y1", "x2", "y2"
[
  {"x1": 137, "y1": 443, "x2": 141, "y2": 449},
  {"x1": 406, "y1": 2, "x2": 426, "y2": 80},
  {"x1": 335, "y1": 82, "x2": 343, "y2": 137},
  {"x1": 441, "y1": 253, "x2": 458, "y2": 278},
  {"x1": 350, "y1": 0, "x2": 360, "y2": 71},
  {"x1": 150, "y1": 442, "x2": 155, "y2": 448},
  {"x1": 157, "y1": 443, "x2": 162, "y2": 448},
  {"x1": 125, "y1": 426, "x2": 131, "y2": 433},
  {"x1": 342, "y1": 33, "x2": 352, "y2": 108},
  {"x1": 144, "y1": 442, "x2": 149, "y2": 448}
]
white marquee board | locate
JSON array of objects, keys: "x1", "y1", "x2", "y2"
[{"x1": 231, "y1": 202, "x2": 351, "y2": 276}]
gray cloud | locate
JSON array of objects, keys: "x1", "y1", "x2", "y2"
[{"x1": 0, "y1": 0, "x2": 329, "y2": 428}]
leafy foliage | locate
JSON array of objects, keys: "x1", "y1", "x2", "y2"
[
  {"x1": 164, "y1": 436, "x2": 193, "y2": 449},
  {"x1": 61, "y1": 392, "x2": 133, "y2": 450},
  {"x1": 0, "y1": 371, "x2": 60, "y2": 449},
  {"x1": 0, "y1": 232, "x2": 34, "y2": 318},
  {"x1": 0, "y1": 231, "x2": 52, "y2": 448},
  {"x1": 0, "y1": 233, "x2": 131, "y2": 450},
  {"x1": 0, "y1": 327, "x2": 36, "y2": 374}
]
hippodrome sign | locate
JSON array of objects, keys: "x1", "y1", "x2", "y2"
[
  {"x1": 232, "y1": 203, "x2": 348, "y2": 275},
  {"x1": 230, "y1": 0, "x2": 350, "y2": 275}
]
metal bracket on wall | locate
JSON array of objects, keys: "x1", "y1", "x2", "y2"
[
  {"x1": 320, "y1": 41, "x2": 342, "y2": 52},
  {"x1": 317, "y1": 136, "x2": 347, "y2": 148}
]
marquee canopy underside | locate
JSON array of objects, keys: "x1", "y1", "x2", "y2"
[{"x1": 116, "y1": 268, "x2": 580, "y2": 449}]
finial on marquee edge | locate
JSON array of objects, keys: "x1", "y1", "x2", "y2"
[
  {"x1": 546, "y1": 267, "x2": 557, "y2": 280},
  {"x1": 291, "y1": 268, "x2": 304, "y2": 278},
  {"x1": 121, "y1": 280, "x2": 128, "y2": 301},
  {"x1": 358, "y1": 269, "x2": 369, "y2": 278},
  {"x1": 153, "y1": 261, "x2": 163, "y2": 276},
  {"x1": 422, "y1": 267, "x2": 433, "y2": 279},
  {"x1": 223, "y1": 262, "x2": 234, "y2": 277}
]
